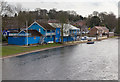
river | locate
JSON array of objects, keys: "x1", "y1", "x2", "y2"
[{"x1": 2, "y1": 38, "x2": 118, "y2": 80}]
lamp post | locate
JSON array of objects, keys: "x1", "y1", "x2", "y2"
[{"x1": 26, "y1": 21, "x2": 28, "y2": 46}]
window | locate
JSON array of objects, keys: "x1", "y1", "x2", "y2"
[
  {"x1": 57, "y1": 31, "x2": 59, "y2": 34},
  {"x1": 47, "y1": 30, "x2": 50, "y2": 32},
  {"x1": 34, "y1": 37, "x2": 36, "y2": 39},
  {"x1": 73, "y1": 31, "x2": 74, "y2": 33},
  {"x1": 39, "y1": 28, "x2": 41, "y2": 32},
  {"x1": 50, "y1": 35, "x2": 52, "y2": 38}
]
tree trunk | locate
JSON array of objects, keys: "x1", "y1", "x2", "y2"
[
  {"x1": 96, "y1": 35, "x2": 98, "y2": 40},
  {"x1": 80, "y1": 27, "x2": 82, "y2": 40},
  {"x1": 61, "y1": 23, "x2": 64, "y2": 43}
]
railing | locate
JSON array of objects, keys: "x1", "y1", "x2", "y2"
[
  {"x1": 46, "y1": 33, "x2": 55, "y2": 36},
  {"x1": 9, "y1": 33, "x2": 31, "y2": 36},
  {"x1": 70, "y1": 32, "x2": 80, "y2": 36}
]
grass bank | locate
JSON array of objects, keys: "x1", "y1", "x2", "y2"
[
  {"x1": 2, "y1": 37, "x2": 113, "y2": 58},
  {"x1": 2, "y1": 43, "x2": 62, "y2": 57}
]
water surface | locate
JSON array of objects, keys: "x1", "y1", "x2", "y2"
[{"x1": 2, "y1": 38, "x2": 118, "y2": 80}]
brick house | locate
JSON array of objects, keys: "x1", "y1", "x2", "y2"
[{"x1": 89, "y1": 26, "x2": 109, "y2": 36}]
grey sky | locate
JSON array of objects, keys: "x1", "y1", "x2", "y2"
[{"x1": 4, "y1": 0, "x2": 119, "y2": 17}]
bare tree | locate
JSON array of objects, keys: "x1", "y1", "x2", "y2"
[
  {"x1": 0, "y1": 1, "x2": 22, "y2": 17},
  {"x1": 15, "y1": 3, "x2": 22, "y2": 14},
  {"x1": 56, "y1": 11, "x2": 68, "y2": 43}
]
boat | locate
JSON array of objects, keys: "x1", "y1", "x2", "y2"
[{"x1": 87, "y1": 39, "x2": 94, "y2": 44}]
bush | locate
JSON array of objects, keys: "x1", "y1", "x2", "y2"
[{"x1": 2, "y1": 35, "x2": 8, "y2": 42}]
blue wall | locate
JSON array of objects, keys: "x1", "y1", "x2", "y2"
[
  {"x1": 55, "y1": 28, "x2": 78, "y2": 42},
  {"x1": 28, "y1": 22, "x2": 46, "y2": 35},
  {"x1": 28, "y1": 22, "x2": 56, "y2": 43},
  {"x1": 28, "y1": 37, "x2": 40, "y2": 44},
  {"x1": 55, "y1": 28, "x2": 61, "y2": 42},
  {"x1": 8, "y1": 22, "x2": 80, "y2": 45},
  {"x1": 8, "y1": 36, "x2": 41, "y2": 45},
  {"x1": 44, "y1": 36, "x2": 55, "y2": 43},
  {"x1": 8, "y1": 37, "x2": 26, "y2": 45}
]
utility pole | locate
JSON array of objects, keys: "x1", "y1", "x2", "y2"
[{"x1": 26, "y1": 21, "x2": 28, "y2": 46}]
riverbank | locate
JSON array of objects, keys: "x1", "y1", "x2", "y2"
[{"x1": 2, "y1": 37, "x2": 116, "y2": 59}]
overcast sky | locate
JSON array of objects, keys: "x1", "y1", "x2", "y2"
[{"x1": 4, "y1": 0, "x2": 119, "y2": 17}]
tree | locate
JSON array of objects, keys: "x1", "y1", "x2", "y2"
[
  {"x1": 100, "y1": 13, "x2": 117, "y2": 31},
  {"x1": 115, "y1": 17, "x2": 120, "y2": 34},
  {"x1": 35, "y1": 8, "x2": 48, "y2": 20},
  {"x1": 87, "y1": 16, "x2": 100, "y2": 28},
  {"x1": 17, "y1": 11, "x2": 34, "y2": 27},
  {"x1": 48, "y1": 8, "x2": 57, "y2": 19},
  {"x1": 1, "y1": 1, "x2": 17, "y2": 17},
  {"x1": 56, "y1": 11, "x2": 68, "y2": 43},
  {"x1": 93, "y1": 11, "x2": 99, "y2": 16},
  {"x1": 98, "y1": 12, "x2": 117, "y2": 31},
  {"x1": 86, "y1": 11, "x2": 117, "y2": 32}
]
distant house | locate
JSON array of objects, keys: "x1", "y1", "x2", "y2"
[
  {"x1": 72, "y1": 20, "x2": 88, "y2": 34},
  {"x1": 8, "y1": 30, "x2": 43, "y2": 45},
  {"x1": 2, "y1": 17, "x2": 25, "y2": 36},
  {"x1": 89, "y1": 26, "x2": 109, "y2": 36},
  {"x1": 48, "y1": 19, "x2": 59, "y2": 23}
]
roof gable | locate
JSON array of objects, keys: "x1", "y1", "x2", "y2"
[
  {"x1": 19, "y1": 31, "x2": 26, "y2": 34},
  {"x1": 28, "y1": 21, "x2": 46, "y2": 30},
  {"x1": 36, "y1": 21, "x2": 56, "y2": 30}
]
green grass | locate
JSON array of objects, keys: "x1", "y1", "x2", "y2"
[
  {"x1": 2, "y1": 43, "x2": 62, "y2": 57},
  {"x1": 109, "y1": 36, "x2": 118, "y2": 38}
]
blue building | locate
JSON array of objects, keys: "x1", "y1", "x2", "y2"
[
  {"x1": 8, "y1": 30, "x2": 42, "y2": 45},
  {"x1": 49, "y1": 23, "x2": 80, "y2": 42},
  {"x1": 28, "y1": 21, "x2": 56, "y2": 43},
  {"x1": 8, "y1": 21, "x2": 80, "y2": 45}
]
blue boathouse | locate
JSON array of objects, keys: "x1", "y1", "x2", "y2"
[
  {"x1": 8, "y1": 30, "x2": 43, "y2": 45},
  {"x1": 8, "y1": 21, "x2": 80, "y2": 45},
  {"x1": 28, "y1": 21, "x2": 56, "y2": 43}
]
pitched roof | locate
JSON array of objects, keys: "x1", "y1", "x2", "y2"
[
  {"x1": 22, "y1": 30, "x2": 43, "y2": 36},
  {"x1": 101, "y1": 27, "x2": 109, "y2": 32},
  {"x1": 49, "y1": 23, "x2": 79, "y2": 30},
  {"x1": 36, "y1": 21, "x2": 56, "y2": 30},
  {"x1": 94, "y1": 26, "x2": 109, "y2": 32},
  {"x1": 95, "y1": 26, "x2": 103, "y2": 31},
  {"x1": 27, "y1": 30, "x2": 42, "y2": 36},
  {"x1": 49, "y1": 23, "x2": 79, "y2": 36}
]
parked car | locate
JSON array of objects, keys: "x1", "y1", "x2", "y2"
[{"x1": 81, "y1": 36, "x2": 89, "y2": 40}]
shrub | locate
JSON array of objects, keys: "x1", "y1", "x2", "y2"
[{"x1": 2, "y1": 35, "x2": 8, "y2": 42}]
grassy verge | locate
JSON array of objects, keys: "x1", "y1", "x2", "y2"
[
  {"x1": 2, "y1": 43, "x2": 62, "y2": 57},
  {"x1": 109, "y1": 36, "x2": 118, "y2": 38},
  {"x1": 2, "y1": 36, "x2": 115, "y2": 57}
]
